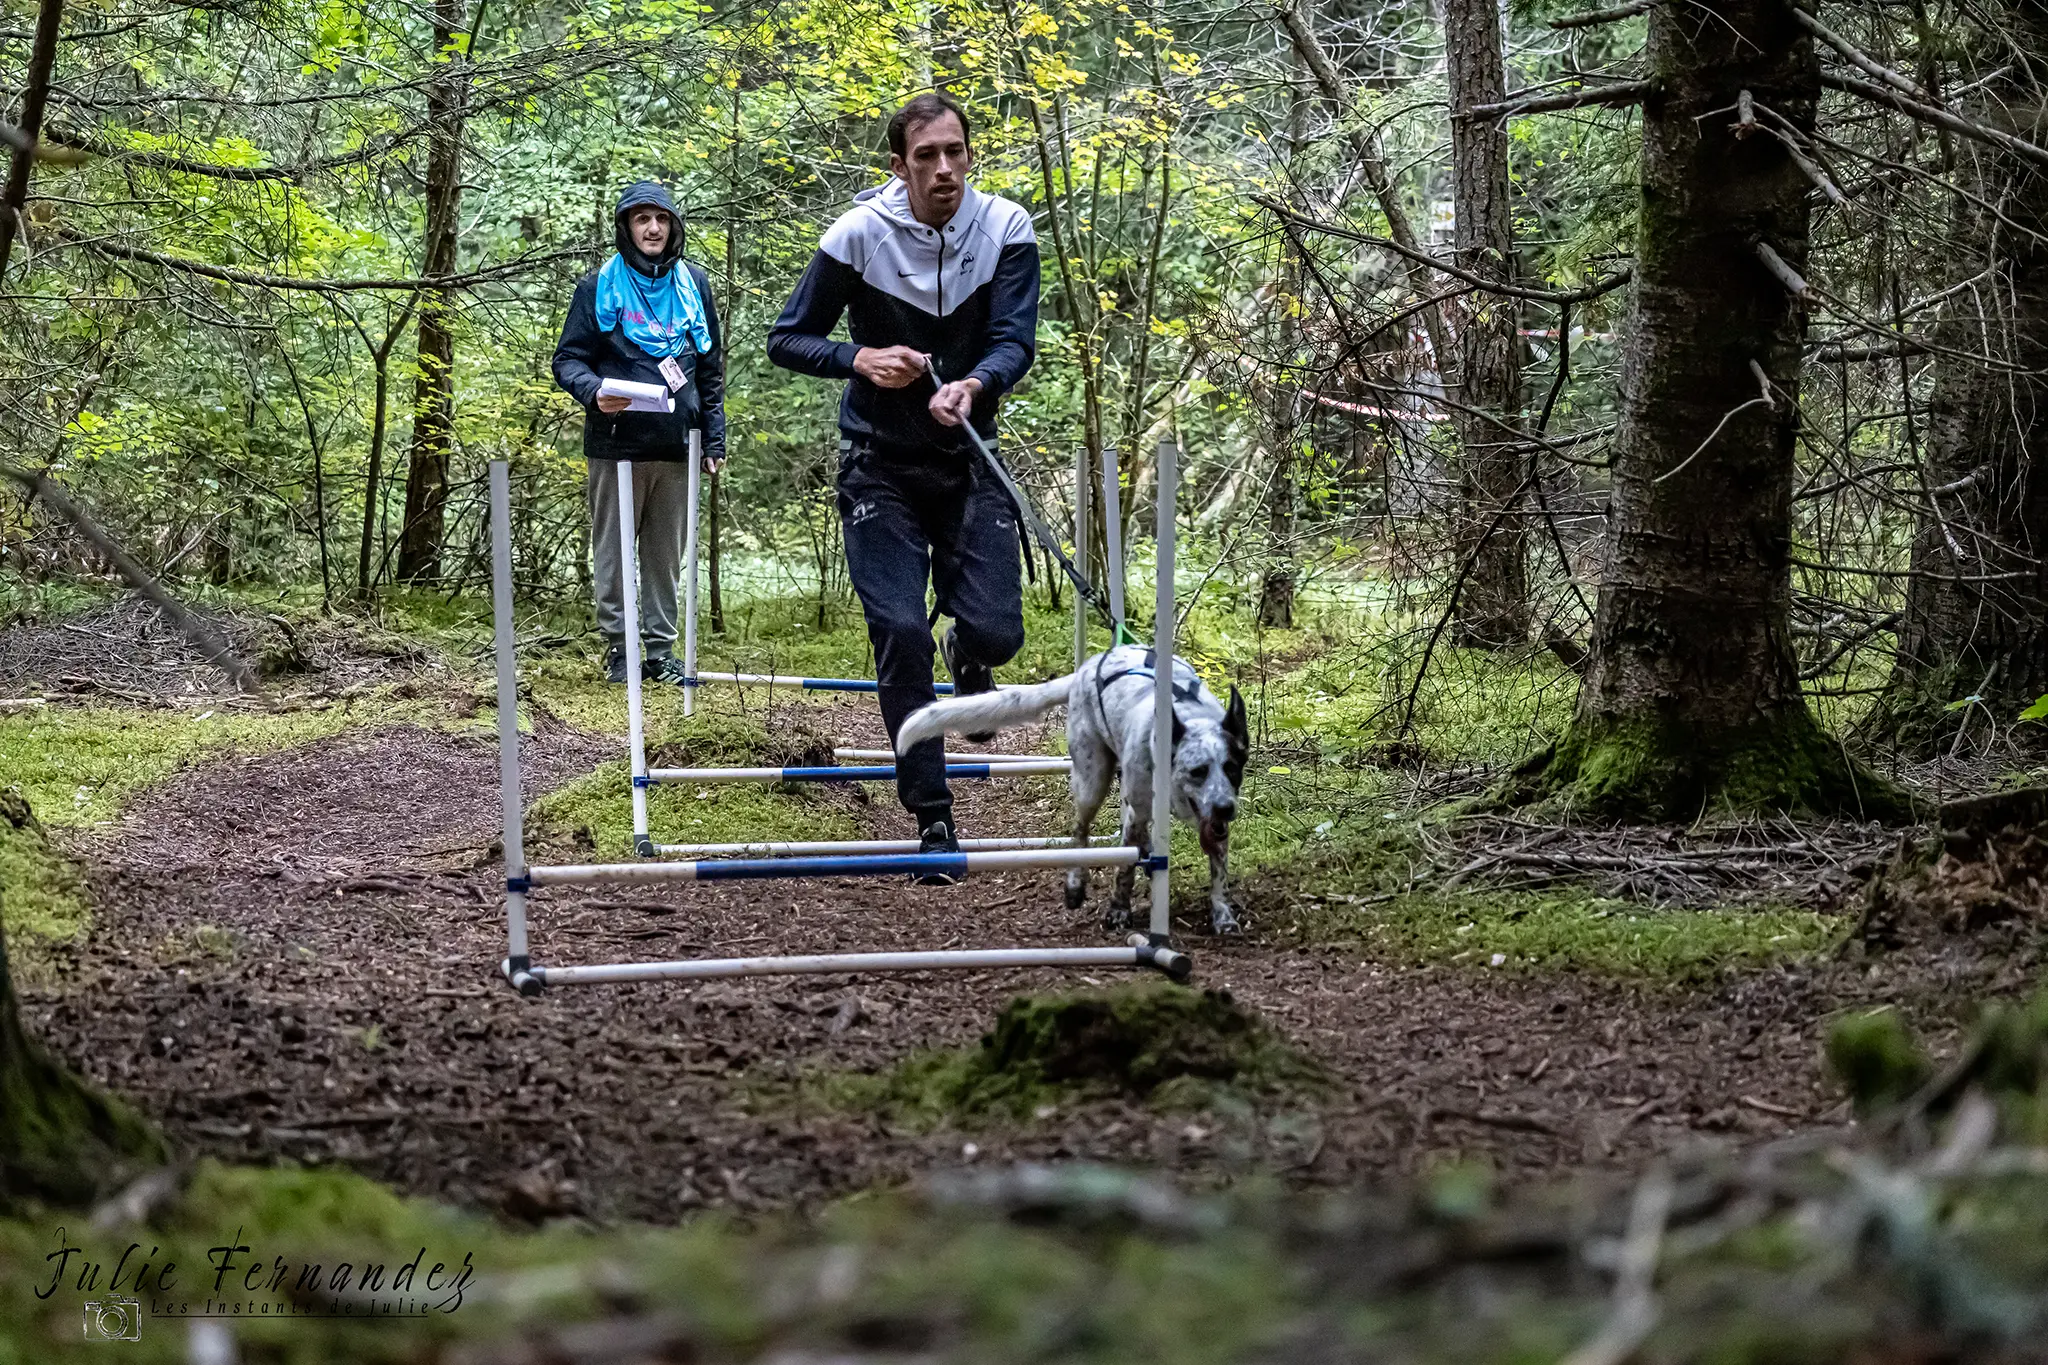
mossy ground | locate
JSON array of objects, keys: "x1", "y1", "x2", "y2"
[{"x1": 792, "y1": 983, "x2": 1326, "y2": 1128}]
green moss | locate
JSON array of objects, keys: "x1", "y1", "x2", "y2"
[
  {"x1": 1367, "y1": 892, "x2": 1836, "y2": 979},
  {"x1": 1508, "y1": 708, "x2": 1911, "y2": 822},
  {"x1": 0, "y1": 792, "x2": 89, "y2": 967},
  {"x1": 1826, "y1": 1008, "x2": 1932, "y2": 1113},
  {"x1": 809, "y1": 984, "x2": 1322, "y2": 1124}
]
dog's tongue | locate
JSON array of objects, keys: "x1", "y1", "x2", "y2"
[{"x1": 1198, "y1": 823, "x2": 1224, "y2": 856}]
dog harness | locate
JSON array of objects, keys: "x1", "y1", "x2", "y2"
[{"x1": 1091, "y1": 648, "x2": 1205, "y2": 738}]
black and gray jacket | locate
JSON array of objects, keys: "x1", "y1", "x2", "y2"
[
  {"x1": 766, "y1": 179, "x2": 1039, "y2": 459},
  {"x1": 552, "y1": 180, "x2": 727, "y2": 464}
]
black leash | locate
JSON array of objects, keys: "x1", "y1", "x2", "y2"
[{"x1": 926, "y1": 357, "x2": 1123, "y2": 635}]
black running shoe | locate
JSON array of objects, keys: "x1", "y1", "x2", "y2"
[
  {"x1": 644, "y1": 654, "x2": 690, "y2": 687},
  {"x1": 603, "y1": 641, "x2": 631, "y2": 684},
  {"x1": 914, "y1": 818, "x2": 963, "y2": 885},
  {"x1": 941, "y1": 627, "x2": 998, "y2": 741}
]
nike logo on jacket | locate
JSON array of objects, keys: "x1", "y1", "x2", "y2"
[{"x1": 766, "y1": 179, "x2": 1041, "y2": 457}]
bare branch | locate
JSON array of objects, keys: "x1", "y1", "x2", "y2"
[
  {"x1": 68, "y1": 235, "x2": 594, "y2": 293},
  {"x1": 1755, "y1": 241, "x2": 1811, "y2": 300},
  {"x1": 1462, "y1": 80, "x2": 1654, "y2": 120},
  {"x1": 40, "y1": 121, "x2": 424, "y2": 182},
  {"x1": 1257, "y1": 195, "x2": 1634, "y2": 304},
  {"x1": 1548, "y1": 0, "x2": 1654, "y2": 29},
  {"x1": 1791, "y1": 7, "x2": 1932, "y2": 102},
  {"x1": 1821, "y1": 70, "x2": 2048, "y2": 171},
  {"x1": 0, "y1": 463, "x2": 256, "y2": 691},
  {"x1": 1276, "y1": 0, "x2": 1448, "y2": 367}
]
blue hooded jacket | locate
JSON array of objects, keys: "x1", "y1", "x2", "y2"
[{"x1": 552, "y1": 181, "x2": 726, "y2": 463}]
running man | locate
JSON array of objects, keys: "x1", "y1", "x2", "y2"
[{"x1": 767, "y1": 92, "x2": 1041, "y2": 879}]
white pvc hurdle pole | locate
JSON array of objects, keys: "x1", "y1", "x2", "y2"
[
  {"x1": 535, "y1": 936, "x2": 1187, "y2": 987},
  {"x1": 1073, "y1": 441, "x2": 1090, "y2": 667},
  {"x1": 833, "y1": 749, "x2": 1053, "y2": 764},
  {"x1": 682, "y1": 428, "x2": 702, "y2": 718},
  {"x1": 646, "y1": 759, "x2": 1070, "y2": 784},
  {"x1": 654, "y1": 835, "x2": 1064, "y2": 857},
  {"x1": 1149, "y1": 437, "x2": 1176, "y2": 941},
  {"x1": 488, "y1": 461, "x2": 539, "y2": 998},
  {"x1": 617, "y1": 460, "x2": 652, "y2": 855},
  {"x1": 1102, "y1": 446, "x2": 1126, "y2": 629}
]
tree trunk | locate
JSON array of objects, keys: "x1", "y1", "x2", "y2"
[
  {"x1": 1258, "y1": 26, "x2": 1307, "y2": 630},
  {"x1": 1445, "y1": 0, "x2": 1529, "y2": 648},
  {"x1": 0, "y1": 0, "x2": 65, "y2": 283},
  {"x1": 396, "y1": 0, "x2": 467, "y2": 584},
  {"x1": 1521, "y1": 0, "x2": 1888, "y2": 817},
  {"x1": 0, "y1": 794, "x2": 163, "y2": 1210},
  {"x1": 1872, "y1": 3, "x2": 2048, "y2": 750}
]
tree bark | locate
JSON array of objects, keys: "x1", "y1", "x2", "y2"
[
  {"x1": 1522, "y1": 0, "x2": 1889, "y2": 817},
  {"x1": 0, "y1": 0, "x2": 65, "y2": 283},
  {"x1": 0, "y1": 794, "x2": 164, "y2": 1210},
  {"x1": 1259, "y1": 22, "x2": 1308, "y2": 629},
  {"x1": 1873, "y1": 2, "x2": 2048, "y2": 749},
  {"x1": 1445, "y1": 0, "x2": 1530, "y2": 647},
  {"x1": 396, "y1": 0, "x2": 468, "y2": 583}
]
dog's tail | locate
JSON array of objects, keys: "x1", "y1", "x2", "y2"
[{"x1": 895, "y1": 674, "x2": 1075, "y2": 754}]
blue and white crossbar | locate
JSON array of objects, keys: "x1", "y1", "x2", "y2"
[
  {"x1": 646, "y1": 759, "x2": 1069, "y2": 785},
  {"x1": 687, "y1": 671, "x2": 955, "y2": 695},
  {"x1": 653, "y1": 835, "x2": 1064, "y2": 857},
  {"x1": 522, "y1": 845, "x2": 1147, "y2": 888}
]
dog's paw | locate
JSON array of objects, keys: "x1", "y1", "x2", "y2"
[
  {"x1": 1065, "y1": 880, "x2": 1087, "y2": 911},
  {"x1": 1101, "y1": 903, "x2": 1135, "y2": 934},
  {"x1": 1209, "y1": 903, "x2": 1242, "y2": 936}
]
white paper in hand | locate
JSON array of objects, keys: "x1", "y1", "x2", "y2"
[{"x1": 598, "y1": 378, "x2": 675, "y2": 413}]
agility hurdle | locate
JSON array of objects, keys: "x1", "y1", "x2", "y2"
[{"x1": 492, "y1": 438, "x2": 1187, "y2": 993}]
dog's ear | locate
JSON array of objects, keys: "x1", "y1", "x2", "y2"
[{"x1": 1223, "y1": 685, "x2": 1249, "y2": 785}]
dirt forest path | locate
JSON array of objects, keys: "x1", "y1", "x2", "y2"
[{"x1": 24, "y1": 708, "x2": 1862, "y2": 1222}]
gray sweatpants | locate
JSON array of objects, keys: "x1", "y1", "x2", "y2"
[{"x1": 588, "y1": 458, "x2": 691, "y2": 658}]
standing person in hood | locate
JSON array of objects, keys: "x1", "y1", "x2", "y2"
[
  {"x1": 553, "y1": 180, "x2": 726, "y2": 685},
  {"x1": 767, "y1": 92, "x2": 1041, "y2": 883}
]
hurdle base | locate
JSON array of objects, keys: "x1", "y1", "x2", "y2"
[
  {"x1": 1134, "y1": 933, "x2": 1193, "y2": 982},
  {"x1": 500, "y1": 955, "x2": 544, "y2": 998}
]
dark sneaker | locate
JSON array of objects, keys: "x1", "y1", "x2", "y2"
[
  {"x1": 644, "y1": 654, "x2": 690, "y2": 687},
  {"x1": 941, "y1": 627, "x2": 998, "y2": 741},
  {"x1": 914, "y1": 819, "x2": 963, "y2": 885},
  {"x1": 603, "y1": 641, "x2": 631, "y2": 684}
]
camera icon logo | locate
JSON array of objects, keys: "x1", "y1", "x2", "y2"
[{"x1": 83, "y1": 1295, "x2": 141, "y2": 1342}]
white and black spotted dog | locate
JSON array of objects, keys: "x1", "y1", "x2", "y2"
[{"x1": 895, "y1": 645, "x2": 1250, "y2": 934}]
